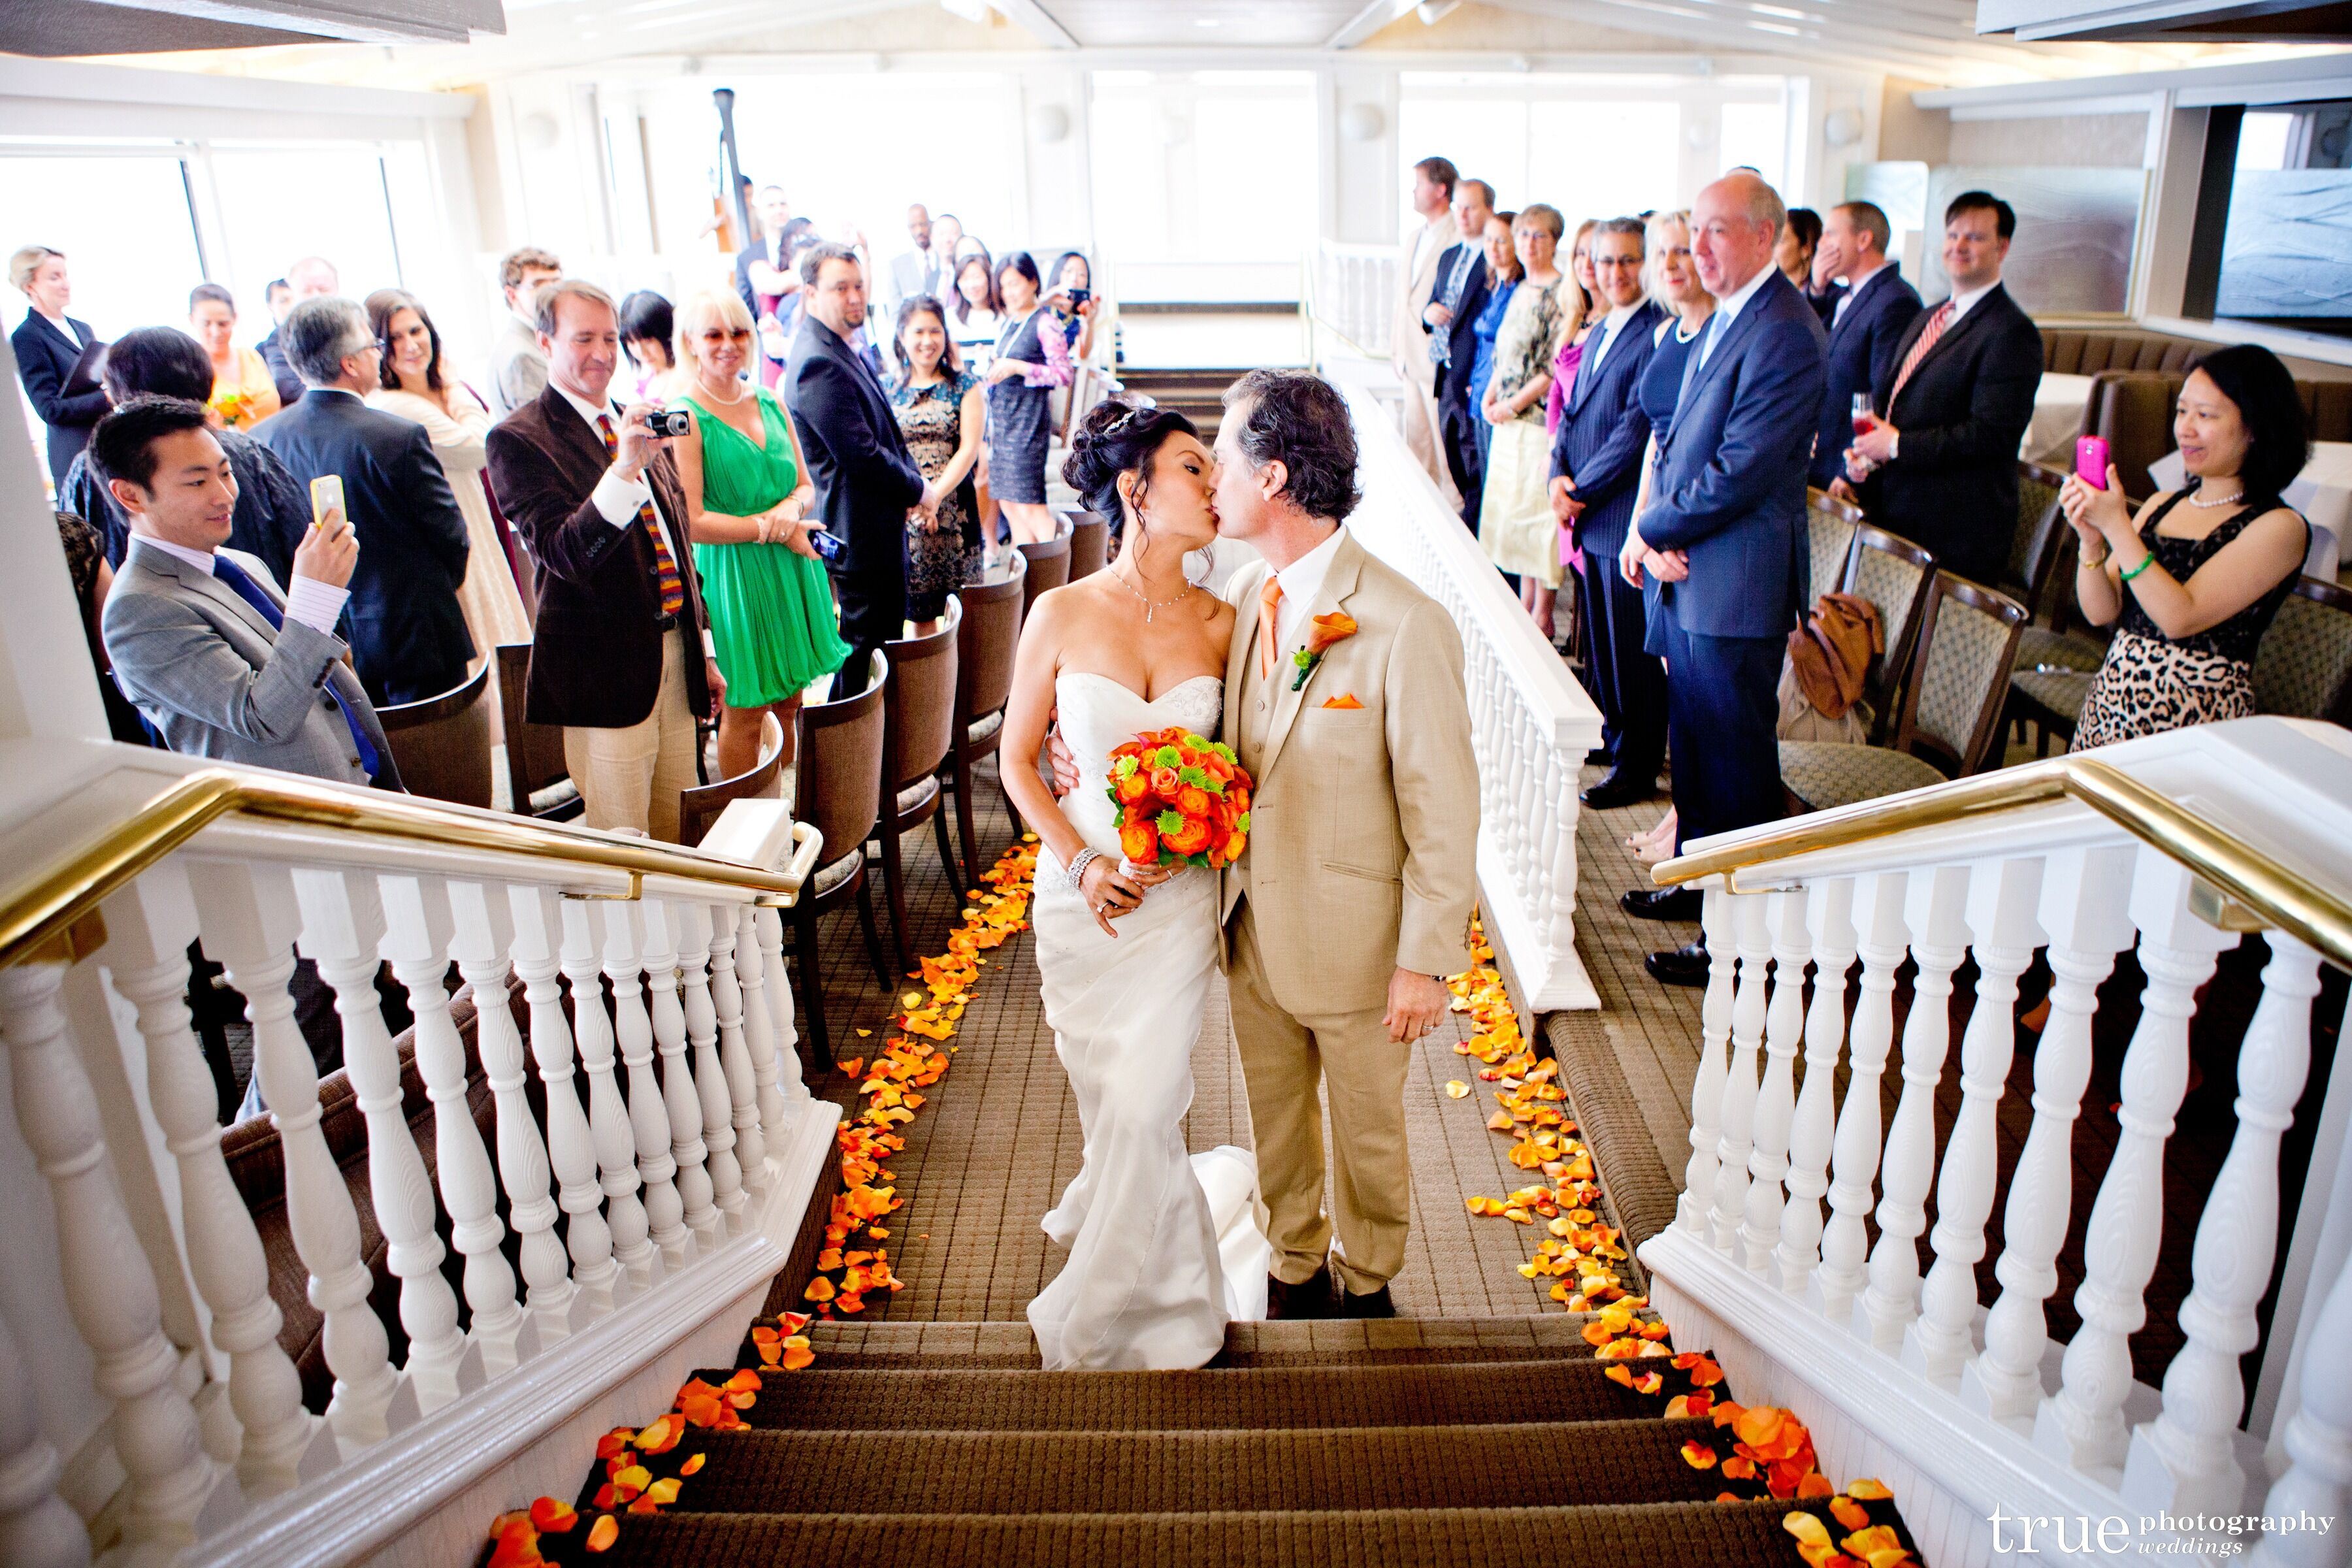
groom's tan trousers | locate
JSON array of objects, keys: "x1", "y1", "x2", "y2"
[{"x1": 1227, "y1": 903, "x2": 1414, "y2": 1296}]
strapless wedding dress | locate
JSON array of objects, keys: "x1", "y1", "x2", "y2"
[{"x1": 1026, "y1": 672, "x2": 1270, "y2": 1370}]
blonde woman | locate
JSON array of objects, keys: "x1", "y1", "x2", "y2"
[
  {"x1": 365, "y1": 288, "x2": 531, "y2": 666},
  {"x1": 672, "y1": 289, "x2": 849, "y2": 779},
  {"x1": 1478, "y1": 203, "x2": 1579, "y2": 640},
  {"x1": 190, "y1": 284, "x2": 280, "y2": 429},
  {"x1": 10, "y1": 244, "x2": 107, "y2": 488}
]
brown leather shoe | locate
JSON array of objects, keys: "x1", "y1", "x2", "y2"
[{"x1": 1266, "y1": 1264, "x2": 1335, "y2": 1320}]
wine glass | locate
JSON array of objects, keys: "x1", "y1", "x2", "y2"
[{"x1": 1850, "y1": 392, "x2": 1874, "y2": 436}]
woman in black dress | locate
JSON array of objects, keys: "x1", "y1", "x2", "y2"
[
  {"x1": 890, "y1": 295, "x2": 985, "y2": 634},
  {"x1": 982, "y1": 251, "x2": 1072, "y2": 547}
]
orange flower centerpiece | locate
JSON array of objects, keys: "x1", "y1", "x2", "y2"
[{"x1": 1105, "y1": 728, "x2": 1254, "y2": 870}]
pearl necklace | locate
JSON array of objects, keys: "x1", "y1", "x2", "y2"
[
  {"x1": 696, "y1": 374, "x2": 750, "y2": 407},
  {"x1": 1107, "y1": 568, "x2": 1195, "y2": 625},
  {"x1": 2187, "y1": 483, "x2": 2246, "y2": 509}
]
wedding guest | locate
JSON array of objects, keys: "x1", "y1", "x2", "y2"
[
  {"x1": 189, "y1": 284, "x2": 280, "y2": 430},
  {"x1": 985, "y1": 251, "x2": 1073, "y2": 547},
  {"x1": 734, "y1": 184, "x2": 801, "y2": 323},
  {"x1": 265, "y1": 279, "x2": 293, "y2": 325},
  {"x1": 1480, "y1": 204, "x2": 1575, "y2": 639},
  {"x1": 1807, "y1": 200, "x2": 1921, "y2": 491},
  {"x1": 949, "y1": 250, "x2": 1002, "y2": 369},
  {"x1": 930, "y1": 212, "x2": 966, "y2": 280},
  {"x1": 56, "y1": 507, "x2": 150, "y2": 745},
  {"x1": 1465, "y1": 212, "x2": 1521, "y2": 496},
  {"x1": 673, "y1": 289, "x2": 845, "y2": 779},
  {"x1": 890, "y1": 295, "x2": 985, "y2": 634},
  {"x1": 1426, "y1": 179, "x2": 1495, "y2": 531},
  {"x1": 57, "y1": 325, "x2": 312, "y2": 589},
  {"x1": 367, "y1": 288, "x2": 532, "y2": 667},
  {"x1": 10, "y1": 244, "x2": 107, "y2": 489},
  {"x1": 1544, "y1": 219, "x2": 1601, "y2": 433},
  {"x1": 620, "y1": 289, "x2": 683, "y2": 402},
  {"x1": 257, "y1": 256, "x2": 338, "y2": 406},
  {"x1": 1844, "y1": 190, "x2": 2042, "y2": 584},
  {"x1": 1045, "y1": 250, "x2": 1099, "y2": 363},
  {"x1": 488, "y1": 246, "x2": 563, "y2": 418},
  {"x1": 1778, "y1": 207, "x2": 1822, "y2": 290},
  {"x1": 1390, "y1": 154, "x2": 1460, "y2": 490},
  {"x1": 890, "y1": 204, "x2": 948, "y2": 312},
  {"x1": 2064, "y1": 345, "x2": 2311, "y2": 748}
]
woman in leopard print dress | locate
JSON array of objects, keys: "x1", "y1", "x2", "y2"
[{"x1": 2063, "y1": 345, "x2": 2311, "y2": 751}]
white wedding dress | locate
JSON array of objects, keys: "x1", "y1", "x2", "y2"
[{"x1": 1026, "y1": 672, "x2": 1271, "y2": 1370}]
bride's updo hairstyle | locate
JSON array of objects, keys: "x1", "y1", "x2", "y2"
[{"x1": 1061, "y1": 397, "x2": 1200, "y2": 535}]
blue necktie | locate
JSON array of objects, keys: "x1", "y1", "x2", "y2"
[
  {"x1": 209, "y1": 555, "x2": 382, "y2": 779},
  {"x1": 1695, "y1": 308, "x2": 1725, "y2": 369}
]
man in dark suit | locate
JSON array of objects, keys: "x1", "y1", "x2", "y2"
[
  {"x1": 786, "y1": 242, "x2": 928, "y2": 696},
  {"x1": 1423, "y1": 179, "x2": 1495, "y2": 530},
  {"x1": 10, "y1": 244, "x2": 107, "y2": 489},
  {"x1": 254, "y1": 256, "x2": 338, "y2": 409},
  {"x1": 486, "y1": 280, "x2": 721, "y2": 843},
  {"x1": 1548, "y1": 218, "x2": 1665, "y2": 810},
  {"x1": 251, "y1": 296, "x2": 473, "y2": 708},
  {"x1": 1845, "y1": 190, "x2": 2043, "y2": 585},
  {"x1": 1807, "y1": 201, "x2": 1922, "y2": 492},
  {"x1": 1620, "y1": 173, "x2": 1829, "y2": 986}
]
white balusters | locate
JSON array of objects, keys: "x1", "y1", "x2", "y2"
[
  {"x1": 1816, "y1": 872, "x2": 1908, "y2": 1326},
  {"x1": 1857, "y1": 865, "x2": 1969, "y2": 1350},
  {"x1": 674, "y1": 904, "x2": 744, "y2": 1232},
  {"x1": 738, "y1": 908, "x2": 795, "y2": 1151},
  {"x1": 753, "y1": 906, "x2": 809, "y2": 1123},
  {"x1": 2037, "y1": 851, "x2": 2238, "y2": 1478},
  {"x1": 193, "y1": 860, "x2": 397, "y2": 1449},
  {"x1": 1776, "y1": 876, "x2": 1854, "y2": 1295},
  {"x1": 447, "y1": 881, "x2": 570, "y2": 1345},
  {"x1": 1965, "y1": 845, "x2": 2136, "y2": 1428},
  {"x1": 639, "y1": 902, "x2": 719, "y2": 1247},
  {"x1": 0, "y1": 1295, "x2": 89, "y2": 1568},
  {"x1": 564, "y1": 901, "x2": 652, "y2": 1288},
  {"x1": 1676, "y1": 888, "x2": 1737, "y2": 1237},
  {"x1": 2250, "y1": 1244, "x2": 2352, "y2": 1567},
  {"x1": 1710, "y1": 892, "x2": 1773, "y2": 1252},
  {"x1": 0, "y1": 959, "x2": 213, "y2": 1552},
  {"x1": 289, "y1": 868, "x2": 467, "y2": 1414},
  {"x1": 512, "y1": 888, "x2": 619, "y2": 1319},
  {"x1": 2127, "y1": 933, "x2": 2325, "y2": 1516},
  {"x1": 604, "y1": 903, "x2": 687, "y2": 1265},
  {"x1": 106, "y1": 870, "x2": 314, "y2": 1494},
  {"x1": 377, "y1": 875, "x2": 526, "y2": 1375},
  {"x1": 704, "y1": 905, "x2": 766, "y2": 1196},
  {"x1": 1740, "y1": 888, "x2": 1811, "y2": 1275}
]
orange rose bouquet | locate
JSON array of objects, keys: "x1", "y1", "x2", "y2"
[{"x1": 1104, "y1": 727, "x2": 1254, "y2": 872}]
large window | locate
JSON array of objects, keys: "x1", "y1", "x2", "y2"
[
  {"x1": 1090, "y1": 71, "x2": 1319, "y2": 271},
  {"x1": 2, "y1": 154, "x2": 206, "y2": 337},
  {"x1": 201, "y1": 145, "x2": 405, "y2": 331},
  {"x1": 2200, "y1": 99, "x2": 2352, "y2": 338}
]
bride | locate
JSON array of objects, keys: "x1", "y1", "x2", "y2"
[{"x1": 996, "y1": 398, "x2": 1270, "y2": 1370}]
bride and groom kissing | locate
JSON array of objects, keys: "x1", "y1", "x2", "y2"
[{"x1": 996, "y1": 368, "x2": 1480, "y2": 1371}]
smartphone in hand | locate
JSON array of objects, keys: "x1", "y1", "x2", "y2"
[
  {"x1": 308, "y1": 474, "x2": 346, "y2": 528},
  {"x1": 808, "y1": 527, "x2": 847, "y2": 566},
  {"x1": 2075, "y1": 436, "x2": 2110, "y2": 491}
]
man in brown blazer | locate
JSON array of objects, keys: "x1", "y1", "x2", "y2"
[
  {"x1": 484, "y1": 279, "x2": 722, "y2": 843},
  {"x1": 1213, "y1": 370, "x2": 1480, "y2": 1318}
]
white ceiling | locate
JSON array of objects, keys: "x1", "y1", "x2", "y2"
[{"x1": 1045, "y1": 0, "x2": 1374, "y2": 49}]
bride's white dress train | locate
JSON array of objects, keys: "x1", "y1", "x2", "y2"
[{"x1": 1026, "y1": 672, "x2": 1270, "y2": 1370}]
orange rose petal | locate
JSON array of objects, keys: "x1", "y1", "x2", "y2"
[
  {"x1": 585, "y1": 1516, "x2": 620, "y2": 1552},
  {"x1": 1680, "y1": 1441, "x2": 1719, "y2": 1469},
  {"x1": 680, "y1": 1452, "x2": 707, "y2": 1476},
  {"x1": 1846, "y1": 1478, "x2": 1893, "y2": 1501},
  {"x1": 529, "y1": 1497, "x2": 578, "y2": 1533}
]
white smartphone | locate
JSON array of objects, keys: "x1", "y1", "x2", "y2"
[{"x1": 308, "y1": 474, "x2": 346, "y2": 530}]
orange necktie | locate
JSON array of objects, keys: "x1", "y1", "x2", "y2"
[{"x1": 1258, "y1": 576, "x2": 1284, "y2": 682}]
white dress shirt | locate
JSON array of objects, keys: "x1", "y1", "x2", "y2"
[
  {"x1": 1582, "y1": 300, "x2": 1644, "y2": 381},
  {"x1": 142, "y1": 535, "x2": 349, "y2": 635},
  {"x1": 1833, "y1": 260, "x2": 1893, "y2": 328},
  {"x1": 1697, "y1": 262, "x2": 1776, "y2": 370},
  {"x1": 550, "y1": 379, "x2": 688, "y2": 566},
  {"x1": 1270, "y1": 524, "x2": 1348, "y2": 657},
  {"x1": 1942, "y1": 278, "x2": 1997, "y2": 327}
]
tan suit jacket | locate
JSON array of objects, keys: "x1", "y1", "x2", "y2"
[
  {"x1": 1218, "y1": 531, "x2": 1480, "y2": 1017},
  {"x1": 1388, "y1": 213, "x2": 1458, "y2": 494}
]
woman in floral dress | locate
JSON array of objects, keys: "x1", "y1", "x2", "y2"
[{"x1": 890, "y1": 295, "x2": 986, "y2": 636}]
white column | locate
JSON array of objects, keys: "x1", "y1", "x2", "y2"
[
  {"x1": 704, "y1": 904, "x2": 766, "y2": 1196},
  {"x1": 2127, "y1": 933, "x2": 2325, "y2": 1517},
  {"x1": 1740, "y1": 887, "x2": 1812, "y2": 1275},
  {"x1": 604, "y1": 903, "x2": 687, "y2": 1265},
  {"x1": 446, "y1": 881, "x2": 570, "y2": 1345},
  {"x1": 2249, "y1": 1242, "x2": 2352, "y2": 1567},
  {"x1": 287, "y1": 867, "x2": 463, "y2": 1413},
  {"x1": 1908, "y1": 857, "x2": 2044, "y2": 1386},
  {"x1": 193, "y1": 860, "x2": 396, "y2": 1449},
  {"x1": 1677, "y1": 888, "x2": 1737, "y2": 1237},
  {"x1": 2037, "y1": 851, "x2": 2237, "y2": 1478},
  {"x1": 1710, "y1": 892, "x2": 1774, "y2": 1253},
  {"x1": 1777, "y1": 875, "x2": 1854, "y2": 1296},
  {"x1": 105, "y1": 870, "x2": 313, "y2": 1494},
  {"x1": 0, "y1": 960, "x2": 212, "y2": 1552},
  {"x1": 638, "y1": 902, "x2": 718, "y2": 1248},
  {"x1": 510, "y1": 887, "x2": 618, "y2": 1319},
  {"x1": 563, "y1": 900, "x2": 652, "y2": 1288},
  {"x1": 377, "y1": 875, "x2": 525, "y2": 1376},
  {"x1": 1857, "y1": 864, "x2": 1970, "y2": 1350},
  {"x1": 1965, "y1": 844, "x2": 2136, "y2": 1428},
  {"x1": 673, "y1": 904, "x2": 743, "y2": 1232},
  {"x1": 1817, "y1": 870, "x2": 1908, "y2": 1326},
  {"x1": 0, "y1": 1294, "x2": 89, "y2": 1568}
]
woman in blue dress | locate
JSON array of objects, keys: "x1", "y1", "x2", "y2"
[{"x1": 1466, "y1": 211, "x2": 1521, "y2": 483}]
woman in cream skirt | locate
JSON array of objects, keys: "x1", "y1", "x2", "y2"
[{"x1": 1480, "y1": 204, "x2": 1579, "y2": 641}]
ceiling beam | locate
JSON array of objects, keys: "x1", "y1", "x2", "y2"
[
  {"x1": 74, "y1": 0, "x2": 503, "y2": 43},
  {"x1": 1326, "y1": 0, "x2": 1417, "y2": 48},
  {"x1": 990, "y1": 0, "x2": 1077, "y2": 47}
]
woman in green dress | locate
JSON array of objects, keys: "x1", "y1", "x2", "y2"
[{"x1": 673, "y1": 289, "x2": 851, "y2": 780}]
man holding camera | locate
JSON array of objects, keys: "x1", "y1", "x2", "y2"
[{"x1": 485, "y1": 278, "x2": 722, "y2": 843}]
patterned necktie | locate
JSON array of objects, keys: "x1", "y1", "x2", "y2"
[
  {"x1": 209, "y1": 553, "x2": 382, "y2": 779},
  {"x1": 597, "y1": 413, "x2": 685, "y2": 617},
  {"x1": 1889, "y1": 299, "x2": 1955, "y2": 409},
  {"x1": 1258, "y1": 576, "x2": 1284, "y2": 683}
]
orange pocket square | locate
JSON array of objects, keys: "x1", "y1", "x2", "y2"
[{"x1": 1322, "y1": 694, "x2": 1365, "y2": 710}]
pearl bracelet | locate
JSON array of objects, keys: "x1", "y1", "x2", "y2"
[{"x1": 1064, "y1": 847, "x2": 1102, "y2": 893}]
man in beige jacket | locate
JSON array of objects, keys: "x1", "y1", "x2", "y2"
[
  {"x1": 1211, "y1": 369, "x2": 1480, "y2": 1318},
  {"x1": 1390, "y1": 155, "x2": 1463, "y2": 503}
]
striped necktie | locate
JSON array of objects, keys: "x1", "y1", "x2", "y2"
[
  {"x1": 1888, "y1": 299, "x2": 1955, "y2": 408},
  {"x1": 596, "y1": 414, "x2": 685, "y2": 617}
]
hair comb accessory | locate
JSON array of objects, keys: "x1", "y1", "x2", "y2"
[{"x1": 1100, "y1": 404, "x2": 1144, "y2": 438}]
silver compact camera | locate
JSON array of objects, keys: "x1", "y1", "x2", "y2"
[{"x1": 647, "y1": 408, "x2": 693, "y2": 438}]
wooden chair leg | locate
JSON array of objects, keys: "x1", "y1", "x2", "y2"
[
  {"x1": 932, "y1": 806, "x2": 960, "y2": 890},
  {"x1": 792, "y1": 901, "x2": 832, "y2": 1072},
  {"x1": 854, "y1": 874, "x2": 892, "y2": 990},
  {"x1": 877, "y1": 821, "x2": 913, "y2": 975},
  {"x1": 953, "y1": 750, "x2": 981, "y2": 891}
]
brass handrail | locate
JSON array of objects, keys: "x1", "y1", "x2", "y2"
[
  {"x1": 1653, "y1": 755, "x2": 2352, "y2": 972},
  {"x1": 1, "y1": 768, "x2": 825, "y2": 970}
]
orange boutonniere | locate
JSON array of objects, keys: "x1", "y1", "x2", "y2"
[
  {"x1": 1322, "y1": 694, "x2": 1364, "y2": 710},
  {"x1": 1291, "y1": 611, "x2": 1358, "y2": 691}
]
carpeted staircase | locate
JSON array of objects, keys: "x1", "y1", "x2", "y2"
[{"x1": 585, "y1": 1314, "x2": 1835, "y2": 1568}]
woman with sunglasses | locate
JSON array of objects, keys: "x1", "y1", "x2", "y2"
[{"x1": 672, "y1": 288, "x2": 849, "y2": 779}]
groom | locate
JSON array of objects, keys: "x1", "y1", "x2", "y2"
[{"x1": 1208, "y1": 370, "x2": 1480, "y2": 1318}]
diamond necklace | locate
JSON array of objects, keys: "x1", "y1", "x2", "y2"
[{"x1": 1107, "y1": 567, "x2": 1195, "y2": 625}]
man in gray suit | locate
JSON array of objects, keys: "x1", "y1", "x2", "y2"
[
  {"x1": 96, "y1": 395, "x2": 400, "y2": 791},
  {"x1": 489, "y1": 246, "x2": 563, "y2": 419}
]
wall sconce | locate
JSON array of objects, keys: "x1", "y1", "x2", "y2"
[
  {"x1": 521, "y1": 111, "x2": 561, "y2": 153},
  {"x1": 1340, "y1": 103, "x2": 1386, "y2": 142},
  {"x1": 1033, "y1": 103, "x2": 1071, "y2": 143},
  {"x1": 1824, "y1": 108, "x2": 1863, "y2": 148}
]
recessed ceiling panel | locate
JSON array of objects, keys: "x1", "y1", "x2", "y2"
[{"x1": 1043, "y1": 0, "x2": 1373, "y2": 48}]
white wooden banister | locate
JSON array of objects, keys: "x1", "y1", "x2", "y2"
[
  {"x1": 604, "y1": 902, "x2": 688, "y2": 1266},
  {"x1": 1815, "y1": 870, "x2": 1906, "y2": 1326},
  {"x1": 640, "y1": 901, "x2": 719, "y2": 1250},
  {"x1": 1775, "y1": 875, "x2": 1853, "y2": 1294},
  {"x1": 704, "y1": 905, "x2": 766, "y2": 1198},
  {"x1": 674, "y1": 902, "x2": 745, "y2": 1233},
  {"x1": 564, "y1": 897, "x2": 655, "y2": 1291},
  {"x1": 2251, "y1": 1241, "x2": 2352, "y2": 1565},
  {"x1": 1739, "y1": 888, "x2": 1810, "y2": 1275},
  {"x1": 511, "y1": 887, "x2": 621, "y2": 1319},
  {"x1": 1712, "y1": 892, "x2": 1772, "y2": 1254},
  {"x1": 0, "y1": 1290, "x2": 87, "y2": 1568},
  {"x1": 1678, "y1": 889, "x2": 1735, "y2": 1238}
]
